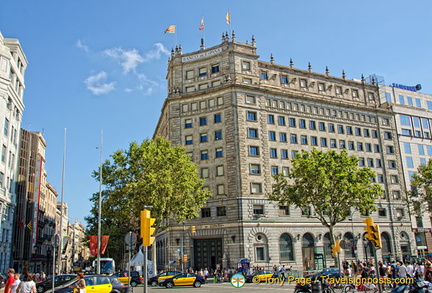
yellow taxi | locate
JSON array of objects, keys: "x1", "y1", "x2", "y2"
[
  {"x1": 148, "y1": 271, "x2": 180, "y2": 287},
  {"x1": 46, "y1": 275, "x2": 113, "y2": 293},
  {"x1": 158, "y1": 273, "x2": 206, "y2": 288},
  {"x1": 245, "y1": 270, "x2": 277, "y2": 283},
  {"x1": 111, "y1": 271, "x2": 142, "y2": 287}
]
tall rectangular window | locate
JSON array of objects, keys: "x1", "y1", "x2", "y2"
[
  {"x1": 250, "y1": 164, "x2": 261, "y2": 174},
  {"x1": 215, "y1": 130, "x2": 223, "y2": 140},
  {"x1": 269, "y1": 131, "x2": 276, "y2": 141},
  {"x1": 289, "y1": 118, "x2": 296, "y2": 127},
  {"x1": 278, "y1": 116, "x2": 286, "y2": 126},
  {"x1": 268, "y1": 114, "x2": 275, "y2": 124},
  {"x1": 199, "y1": 117, "x2": 207, "y2": 126},
  {"x1": 270, "y1": 148, "x2": 277, "y2": 158},
  {"x1": 249, "y1": 146, "x2": 259, "y2": 156},
  {"x1": 247, "y1": 112, "x2": 257, "y2": 121},
  {"x1": 290, "y1": 134, "x2": 298, "y2": 144},
  {"x1": 215, "y1": 148, "x2": 223, "y2": 158},
  {"x1": 214, "y1": 113, "x2": 222, "y2": 123},
  {"x1": 248, "y1": 128, "x2": 258, "y2": 138},
  {"x1": 280, "y1": 133, "x2": 287, "y2": 142},
  {"x1": 404, "y1": 142, "x2": 412, "y2": 154},
  {"x1": 3, "y1": 119, "x2": 9, "y2": 136}
]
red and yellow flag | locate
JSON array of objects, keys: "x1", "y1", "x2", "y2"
[
  {"x1": 164, "y1": 25, "x2": 176, "y2": 34},
  {"x1": 226, "y1": 12, "x2": 231, "y2": 25},
  {"x1": 199, "y1": 17, "x2": 204, "y2": 30}
]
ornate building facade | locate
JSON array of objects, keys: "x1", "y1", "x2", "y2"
[{"x1": 154, "y1": 33, "x2": 415, "y2": 271}]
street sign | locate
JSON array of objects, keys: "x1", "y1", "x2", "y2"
[{"x1": 125, "y1": 232, "x2": 137, "y2": 246}]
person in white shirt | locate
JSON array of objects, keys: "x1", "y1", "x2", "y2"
[
  {"x1": 406, "y1": 262, "x2": 414, "y2": 278},
  {"x1": 10, "y1": 273, "x2": 21, "y2": 293},
  {"x1": 397, "y1": 262, "x2": 407, "y2": 278}
]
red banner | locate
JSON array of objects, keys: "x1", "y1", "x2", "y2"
[
  {"x1": 89, "y1": 235, "x2": 110, "y2": 255},
  {"x1": 101, "y1": 235, "x2": 109, "y2": 255},
  {"x1": 90, "y1": 236, "x2": 98, "y2": 255}
]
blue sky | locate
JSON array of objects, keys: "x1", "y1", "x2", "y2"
[{"x1": 1, "y1": 0, "x2": 431, "y2": 226}]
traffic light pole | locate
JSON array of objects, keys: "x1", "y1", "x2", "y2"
[
  {"x1": 143, "y1": 246, "x2": 148, "y2": 293},
  {"x1": 181, "y1": 223, "x2": 184, "y2": 273},
  {"x1": 372, "y1": 246, "x2": 383, "y2": 293}
]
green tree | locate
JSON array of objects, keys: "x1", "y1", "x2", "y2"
[
  {"x1": 269, "y1": 149, "x2": 383, "y2": 265},
  {"x1": 85, "y1": 137, "x2": 211, "y2": 261},
  {"x1": 408, "y1": 158, "x2": 432, "y2": 216}
]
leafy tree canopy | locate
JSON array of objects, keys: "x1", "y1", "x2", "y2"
[
  {"x1": 269, "y1": 149, "x2": 383, "y2": 231},
  {"x1": 86, "y1": 137, "x2": 211, "y2": 237},
  {"x1": 408, "y1": 158, "x2": 432, "y2": 216}
]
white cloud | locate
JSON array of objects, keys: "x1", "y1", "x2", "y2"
[
  {"x1": 104, "y1": 43, "x2": 170, "y2": 74},
  {"x1": 104, "y1": 48, "x2": 144, "y2": 74},
  {"x1": 84, "y1": 71, "x2": 115, "y2": 95},
  {"x1": 76, "y1": 39, "x2": 89, "y2": 52}
]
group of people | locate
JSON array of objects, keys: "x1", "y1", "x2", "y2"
[
  {"x1": 3, "y1": 269, "x2": 86, "y2": 293},
  {"x1": 340, "y1": 259, "x2": 432, "y2": 281},
  {"x1": 4, "y1": 269, "x2": 37, "y2": 293}
]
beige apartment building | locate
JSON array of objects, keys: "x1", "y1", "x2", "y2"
[{"x1": 154, "y1": 33, "x2": 415, "y2": 271}]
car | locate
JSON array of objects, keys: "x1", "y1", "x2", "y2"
[
  {"x1": 37, "y1": 274, "x2": 76, "y2": 293},
  {"x1": 147, "y1": 271, "x2": 180, "y2": 287},
  {"x1": 158, "y1": 273, "x2": 205, "y2": 288},
  {"x1": 45, "y1": 275, "x2": 113, "y2": 293},
  {"x1": 245, "y1": 270, "x2": 278, "y2": 283},
  {"x1": 107, "y1": 276, "x2": 131, "y2": 293},
  {"x1": 0, "y1": 274, "x2": 6, "y2": 289},
  {"x1": 111, "y1": 271, "x2": 142, "y2": 287}
]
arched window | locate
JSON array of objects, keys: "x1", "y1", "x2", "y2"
[
  {"x1": 323, "y1": 233, "x2": 332, "y2": 257},
  {"x1": 343, "y1": 232, "x2": 355, "y2": 258},
  {"x1": 381, "y1": 232, "x2": 392, "y2": 263},
  {"x1": 279, "y1": 234, "x2": 294, "y2": 261}
]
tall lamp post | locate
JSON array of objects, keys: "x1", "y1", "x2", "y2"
[{"x1": 97, "y1": 130, "x2": 103, "y2": 274}]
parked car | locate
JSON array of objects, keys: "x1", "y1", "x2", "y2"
[
  {"x1": 45, "y1": 274, "x2": 112, "y2": 293},
  {"x1": 107, "y1": 276, "x2": 131, "y2": 293},
  {"x1": 158, "y1": 273, "x2": 205, "y2": 288},
  {"x1": 245, "y1": 270, "x2": 278, "y2": 283},
  {"x1": 111, "y1": 271, "x2": 142, "y2": 287},
  {"x1": 148, "y1": 271, "x2": 180, "y2": 287},
  {"x1": 36, "y1": 274, "x2": 76, "y2": 293}
]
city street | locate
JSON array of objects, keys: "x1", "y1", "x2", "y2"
[{"x1": 134, "y1": 282, "x2": 296, "y2": 292}]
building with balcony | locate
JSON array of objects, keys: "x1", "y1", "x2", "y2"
[
  {"x1": 153, "y1": 33, "x2": 414, "y2": 271},
  {"x1": 0, "y1": 32, "x2": 26, "y2": 272}
]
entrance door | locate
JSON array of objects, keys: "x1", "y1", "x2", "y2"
[
  {"x1": 302, "y1": 233, "x2": 315, "y2": 271},
  {"x1": 193, "y1": 238, "x2": 223, "y2": 270}
]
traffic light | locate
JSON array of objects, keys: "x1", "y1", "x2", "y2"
[
  {"x1": 363, "y1": 217, "x2": 382, "y2": 249},
  {"x1": 190, "y1": 226, "x2": 196, "y2": 234},
  {"x1": 183, "y1": 254, "x2": 188, "y2": 263},
  {"x1": 178, "y1": 258, "x2": 182, "y2": 265},
  {"x1": 331, "y1": 240, "x2": 341, "y2": 257},
  {"x1": 140, "y1": 209, "x2": 156, "y2": 246}
]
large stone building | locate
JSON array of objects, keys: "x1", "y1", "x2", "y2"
[
  {"x1": 0, "y1": 32, "x2": 27, "y2": 272},
  {"x1": 13, "y1": 130, "x2": 57, "y2": 273},
  {"x1": 378, "y1": 83, "x2": 432, "y2": 258},
  {"x1": 153, "y1": 33, "x2": 416, "y2": 271}
]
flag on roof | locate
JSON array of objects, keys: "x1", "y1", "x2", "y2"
[
  {"x1": 164, "y1": 25, "x2": 176, "y2": 34},
  {"x1": 226, "y1": 12, "x2": 231, "y2": 25},
  {"x1": 199, "y1": 17, "x2": 204, "y2": 30}
]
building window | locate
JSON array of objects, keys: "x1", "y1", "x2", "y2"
[
  {"x1": 300, "y1": 79, "x2": 307, "y2": 88},
  {"x1": 248, "y1": 128, "x2": 258, "y2": 138},
  {"x1": 321, "y1": 138, "x2": 327, "y2": 147},
  {"x1": 214, "y1": 113, "x2": 222, "y2": 123},
  {"x1": 198, "y1": 83, "x2": 208, "y2": 90},
  {"x1": 269, "y1": 131, "x2": 276, "y2": 141},
  {"x1": 186, "y1": 70, "x2": 194, "y2": 79},
  {"x1": 216, "y1": 206, "x2": 226, "y2": 217},
  {"x1": 242, "y1": 61, "x2": 251, "y2": 70},
  {"x1": 251, "y1": 183, "x2": 263, "y2": 194},
  {"x1": 184, "y1": 119, "x2": 192, "y2": 128},
  {"x1": 346, "y1": 126, "x2": 353, "y2": 135},
  {"x1": 268, "y1": 114, "x2": 275, "y2": 124},
  {"x1": 279, "y1": 206, "x2": 290, "y2": 216},
  {"x1": 404, "y1": 142, "x2": 412, "y2": 154},
  {"x1": 249, "y1": 146, "x2": 259, "y2": 156},
  {"x1": 328, "y1": 124, "x2": 335, "y2": 132},
  {"x1": 281, "y1": 149, "x2": 288, "y2": 159},
  {"x1": 261, "y1": 72, "x2": 268, "y2": 80},
  {"x1": 199, "y1": 117, "x2": 207, "y2": 126},
  {"x1": 393, "y1": 190, "x2": 401, "y2": 200},
  {"x1": 247, "y1": 111, "x2": 257, "y2": 121},
  {"x1": 270, "y1": 148, "x2": 277, "y2": 158},
  {"x1": 217, "y1": 184, "x2": 225, "y2": 195},
  {"x1": 280, "y1": 133, "x2": 287, "y2": 142},
  {"x1": 246, "y1": 95, "x2": 256, "y2": 104},
  {"x1": 352, "y1": 89, "x2": 359, "y2": 98},
  {"x1": 211, "y1": 64, "x2": 220, "y2": 73},
  {"x1": 302, "y1": 207, "x2": 312, "y2": 216},
  {"x1": 348, "y1": 141, "x2": 355, "y2": 150},
  {"x1": 278, "y1": 116, "x2": 286, "y2": 126},
  {"x1": 299, "y1": 119, "x2": 306, "y2": 129},
  {"x1": 311, "y1": 136, "x2": 318, "y2": 146},
  {"x1": 365, "y1": 143, "x2": 372, "y2": 152},
  {"x1": 215, "y1": 130, "x2": 223, "y2": 140},
  {"x1": 279, "y1": 234, "x2": 294, "y2": 261},
  {"x1": 386, "y1": 146, "x2": 394, "y2": 154},
  {"x1": 200, "y1": 150, "x2": 209, "y2": 160},
  {"x1": 201, "y1": 208, "x2": 211, "y2": 218},
  {"x1": 319, "y1": 122, "x2": 326, "y2": 131},
  {"x1": 318, "y1": 83, "x2": 325, "y2": 91},
  {"x1": 339, "y1": 140, "x2": 346, "y2": 149},
  {"x1": 198, "y1": 67, "x2": 207, "y2": 76},
  {"x1": 289, "y1": 118, "x2": 296, "y2": 127},
  {"x1": 390, "y1": 175, "x2": 399, "y2": 184},
  {"x1": 243, "y1": 78, "x2": 252, "y2": 84},
  {"x1": 281, "y1": 76, "x2": 288, "y2": 84},
  {"x1": 185, "y1": 135, "x2": 193, "y2": 145},
  {"x1": 271, "y1": 166, "x2": 278, "y2": 175},
  {"x1": 301, "y1": 135, "x2": 308, "y2": 145},
  {"x1": 201, "y1": 168, "x2": 209, "y2": 178},
  {"x1": 290, "y1": 134, "x2": 298, "y2": 144},
  {"x1": 200, "y1": 134, "x2": 208, "y2": 143},
  {"x1": 253, "y1": 204, "x2": 264, "y2": 214},
  {"x1": 355, "y1": 127, "x2": 362, "y2": 136},
  {"x1": 3, "y1": 119, "x2": 9, "y2": 136},
  {"x1": 215, "y1": 148, "x2": 223, "y2": 158},
  {"x1": 310, "y1": 121, "x2": 316, "y2": 130},
  {"x1": 250, "y1": 164, "x2": 261, "y2": 174},
  {"x1": 216, "y1": 165, "x2": 224, "y2": 176},
  {"x1": 282, "y1": 167, "x2": 289, "y2": 176},
  {"x1": 388, "y1": 160, "x2": 396, "y2": 168},
  {"x1": 336, "y1": 86, "x2": 342, "y2": 95},
  {"x1": 378, "y1": 208, "x2": 387, "y2": 217},
  {"x1": 330, "y1": 139, "x2": 337, "y2": 148},
  {"x1": 357, "y1": 142, "x2": 363, "y2": 151},
  {"x1": 337, "y1": 125, "x2": 344, "y2": 134}
]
